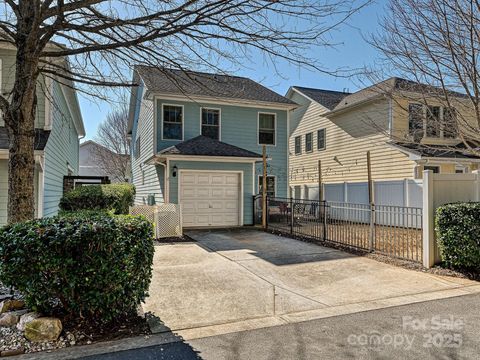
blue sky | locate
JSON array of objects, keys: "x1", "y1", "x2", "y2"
[{"x1": 79, "y1": 1, "x2": 385, "y2": 140}]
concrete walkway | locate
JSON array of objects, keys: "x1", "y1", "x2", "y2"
[{"x1": 143, "y1": 229, "x2": 480, "y2": 340}]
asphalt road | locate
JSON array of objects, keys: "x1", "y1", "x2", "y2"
[{"x1": 81, "y1": 293, "x2": 480, "y2": 360}]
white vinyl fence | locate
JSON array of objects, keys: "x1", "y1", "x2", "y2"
[
  {"x1": 304, "y1": 179, "x2": 423, "y2": 208},
  {"x1": 423, "y1": 171, "x2": 480, "y2": 267},
  {"x1": 297, "y1": 170, "x2": 480, "y2": 268}
]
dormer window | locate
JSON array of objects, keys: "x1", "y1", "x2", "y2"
[{"x1": 408, "y1": 103, "x2": 457, "y2": 141}]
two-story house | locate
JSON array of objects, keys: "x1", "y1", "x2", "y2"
[
  {"x1": 286, "y1": 78, "x2": 480, "y2": 199},
  {"x1": 127, "y1": 67, "x2": 296, "y2": 227},
  {"x1": 0, "y1": 45, "x2": 85, "y2": 225}
]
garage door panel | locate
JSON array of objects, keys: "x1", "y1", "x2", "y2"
[
  {"x1": 210, "y1": 175, "x2": 225, "y2": 185},
  {"x1": 225, "y1": 175, "x2": 238, "y2": 185},
  {"x1": 196, "y1": 188, "x2": 210, "y2": 198},
  {"x1": 197, "y1": 174, "x2": 210, "y2": 185},
  {"x1": 182, "y1": 174, "x2": 196, "y2": 184},
  {"x1": 180, "y1": 171, "x2": 241, "y2": 227}
]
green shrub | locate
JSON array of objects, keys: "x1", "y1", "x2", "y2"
[
  {"x1": 436, "y1": 202, "x2": 480, "y2": 270},
  {"x1": 59, "y1": 183, "x2": 135, "y2": 214},
  {"x1": 0, "y1": 213, "x2": 154, "y2": 322}
]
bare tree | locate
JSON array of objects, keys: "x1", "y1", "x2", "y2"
[
  {"x1": 92, "y1": 106, "x2": 130, "y2": 182},
  {"x1": 369, "y1": 0, "x2": 480, "y2": 154},
  {"x1": 0, "y1": 0, "x2": 370, "y2": 223}
]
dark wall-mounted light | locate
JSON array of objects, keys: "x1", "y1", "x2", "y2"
[{"x1": 172, "y1": 165, "x2": 178, "y2": 177}]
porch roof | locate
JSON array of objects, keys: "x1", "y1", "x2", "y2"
[{"x1": 157, "y1": 135, "x2": 263, "y2": 159}]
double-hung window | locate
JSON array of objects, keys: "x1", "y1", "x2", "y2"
[
  {"x1": 317, "y1": 129, "x2": 326, "y2": 150},
  {"x1": 258, "y1": 113, "x2": 276, "y2": 145},
  {"x1": 162, "y1": 105, "x2": 183, "y2": 140},
  {"x1": 259, "y1": 176, "x2": 276, "y2": 197},
  {"x1": 426, "y1": 106, "x2": 441, "y2": 138},
  {"x1": 305, "y1": 133, "x2": 313, "y2": 152},
  {"x1": 443, "y1": 107, "x2": 458, "y2": 139},
  {"x1": 294, "y1": 136, "x2": 301, "y2": 155},
  {"x1": 201, "y1": 108, "x2": 220, "y2": 140},
  {"x1": 408, "y1": 103, "x2": 424, "y2": 141}
]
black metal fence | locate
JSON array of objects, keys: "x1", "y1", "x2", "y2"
[{"x1": 254, "y1": 196, "x2": 423, "y2": 262}]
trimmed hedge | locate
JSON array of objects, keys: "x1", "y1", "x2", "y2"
[
  {"x1": 0, "y1": 212, "x2": 154, "y2": 322},
  {"x1": 59, "y1": 183, "x2": 135, "y2": 214},
  {"x1": 436, "y1": 202, "x2": 480, "y2": 270}
]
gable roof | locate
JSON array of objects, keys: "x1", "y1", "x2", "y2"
[
  {"x1": 0, "y1": 127, "x2": 50, "y2": 150},
  {"x1": 291, "y1": 86, "x2": 349, "y2": 110},
  {"x1": 157, "y1": 135, "x2": 263, "y2": 158},
  {"x1": 134, "y1": 66, "x2": 296, "y2": 106},
  {"x1": 330, "y1": 77, "x2": 469, "y2": 115},
  {"x1": 80, "y1": 140, "x2": 129, "y2": 158}
]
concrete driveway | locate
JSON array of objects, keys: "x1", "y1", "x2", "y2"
[{"x1": 143, "y1": 229, "x2": 480, "y2": 339}]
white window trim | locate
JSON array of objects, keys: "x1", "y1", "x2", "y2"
[
  {"x1": 160, "y1": 103, "x2": 185, "y2": 141},
  {"x1": 257, "y1": 174, "x2": 277, "y2": 197},
  {"x1": 317, "y1": 128, "x2": 326, "y2": 151},
  {"x1": 409, "y1": 103, "x2": 458, "y2": 141},
  {"x1": 257, "y1": 112, "x2": 277, "y2": 146},
  {"x1": 200, "y1": 107, "x2": 221, "y2": 141},
  {"x1": 294, "y1": 135, "x2": 302, "y2": 155},
  {"x1": 305, "y1": 132, "x2": 313, "y2": 153}
]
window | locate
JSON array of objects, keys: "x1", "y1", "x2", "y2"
[
  {"x1": 305, "y1": 133, "x2": 313, "y2": 152},
  {"x1": 426, "y1": 106, "x2": 441, "y2": 138},
  {"x1": 259, "y1": 176, "x2": 275, "y2": 197},
  {"x1": 258, "y1": 113, "x2": 275, "y2": 145},
  {"x1": 408, "y1": 103, "x2": 424, "y2": 141},
  {"x1": 162, "y1": 105, "x2": 183, "y2": 140},
  {"x1": 134, "y1": 137, "x2": 140, "y2": 159},
  {"x1": 424, "y1": 165, "x2": 440, "y2": 173},
  {"x1": 443, "y1": 107, "x2": 458, "y2": 139},
  {"x1": 201, "y1": 108, "x2": 220, "y2": 140},
  {"x1": 295, "y1": 136, "x2": 301, "y2": 154},
  {"x1": 317, "y1": 128, "x2": 326, "y2": 150}
]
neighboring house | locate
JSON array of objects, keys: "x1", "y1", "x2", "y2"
[
  {"x1": 0, "y1": 46, "x2": 84, "y2": 225},
  {"x1": 127, "y1": 67, "x2": 296, "y2": 227},
  {"x1": 79, "y1": 140, "x2": 131, "y2": 182},
  {"x1": 286, "y1": 79, "x2": 480, "y2": 199}
]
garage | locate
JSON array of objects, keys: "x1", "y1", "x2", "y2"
[{"x1": 179, "y1": 171, "x2": 242, "y2": 227}]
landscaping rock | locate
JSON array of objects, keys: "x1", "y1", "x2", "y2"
[
  {"x1": 0, "y1": 300, "x2": 25, "y2": 314},
  {"x1": 24, "y1": 318, "x2": 62, "y2": 342},
  {"x1": 0, "y1": 313, "x2": 19, "y2": 327},
  {"x1": 17, "y1": 312, "x2": 42, "y2": 331}
]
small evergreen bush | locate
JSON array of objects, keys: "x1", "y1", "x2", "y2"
[
  {"x1": 436, "y1": 202, "x2": 480, "y2": 270},
  {"x1": 59, "y1": 183, "x2": 135, "y2": 214},
  {"x1": 0, "y1": 212, "x2": 154, "y2": 322}
]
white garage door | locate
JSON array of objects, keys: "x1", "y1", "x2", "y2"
[{"x1": 180, "y1": 171, "x2": 241, "y2": 227}]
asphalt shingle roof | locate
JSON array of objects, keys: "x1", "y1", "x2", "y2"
[
  {"x1": 391, "y1": 141, "x2": 480, "y2": 160},
  {"x1": 0, "y1": 127, "x2": 50, "y2": 150},
  {"x1": 158, "y1": 135, "x2": 263, "y2": 158},
  {"x1": 292, "y1": 86, "x2": 349, "y2": 110},
  {"x1": 332, "y1": 77, "x2": 468, "y2": 113},
  {"x1": 135, "y1": 66, "x2": 296, "y2": 105}
]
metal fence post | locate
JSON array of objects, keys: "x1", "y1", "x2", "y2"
[
  {"x1": 323, "y1": 201, "x2": 327, "y2": 241},
  {"x1": 369, "y1": 203, "x2": 375, "y2": 251},
  {"x1": 290, "y1": 197, "x2": 294, "y2": 234}
]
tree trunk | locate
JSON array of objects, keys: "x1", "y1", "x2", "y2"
[{"x1": 4, "y1": 1, "x2": 40, "y2": 224}]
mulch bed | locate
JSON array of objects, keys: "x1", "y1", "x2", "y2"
[
  {"x1": 154, "y1": 235, "x2": 196, "y2": 244},
  {"x1": 0, "y1": 283, "x2": 151, "y2": 355}
]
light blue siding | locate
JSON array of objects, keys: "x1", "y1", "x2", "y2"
[
  {"x1": 155, "y1": 99, "x2": 288, "y2": 198},
  {"x1": 42, "y1": 81, "x2": 80, "y2": 217},
  {"x1": 131, "y1": 84, "x2": 166, "y2": 205},
  {"x1": 168, "y1": 161, "x2": 255, "y2": 225}
]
